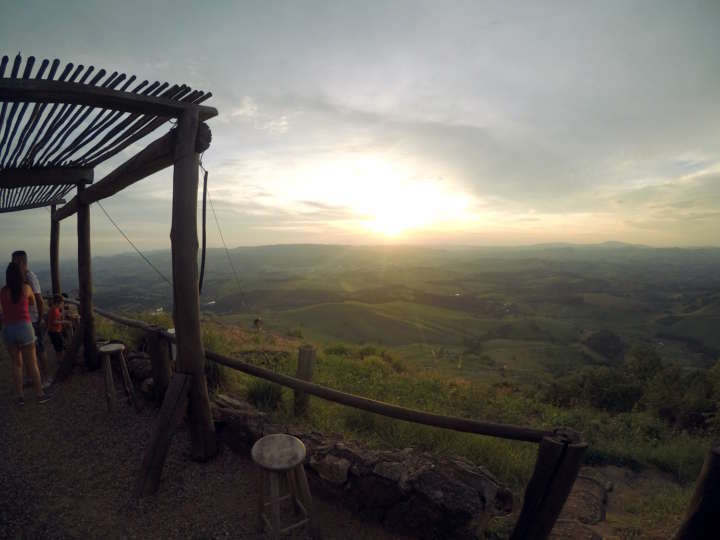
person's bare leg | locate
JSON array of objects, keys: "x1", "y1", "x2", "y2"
[
  {"x1": 23, "y1": 344, "x2": 44, "y2": 397},
  {"x1": 9, "y1": 345, "x2": 23, "y2": 399}
]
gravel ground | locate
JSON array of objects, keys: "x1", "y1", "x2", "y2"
[{"x1": 0, "y1": 355, "x2": 409, "y2": 540}]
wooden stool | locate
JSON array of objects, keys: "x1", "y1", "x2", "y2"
[
  {"x1": 99, "y1": 343, "x2": 136, "y2": 412},
  {"x1": 251, "y1": 434, "x2": 313, "y2": 539}
]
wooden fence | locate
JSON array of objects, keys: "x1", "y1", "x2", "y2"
[{"x1": 65, "y1": 299, "x2": 587, "y2": 539}]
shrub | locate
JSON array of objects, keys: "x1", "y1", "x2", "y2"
[
  {"x1": 624, "y1": 344, "x2": 663, "y2": 382},
  {"x1": 246, "y1": 379, "x2": 283, "y2": 411},
  {"x1": 358, "y1": 345, "x2": 380, "y2": 358},
  {"x1": 544, "y1": 366, "x2": 642, "y2": 413},
  {"x1": 642, "y1": 367, "x2": 715, "y2": 429},
  {"x1": 580, "y1": 366, "x2": 643, "y2": 412},
  {"x1": 324, "y1": 344, "x2": 353, "y2": 356},
  {"x1": 286, "y1": 328, "x2": 303, "y2": 338}
]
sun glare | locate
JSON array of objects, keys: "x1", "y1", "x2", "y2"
[
  {"x1": 363, "y1": 180, "x2": 468, "y2": 236},
  {"x1": 280, "y1": 154, "x2": 473, "y2": 237}
]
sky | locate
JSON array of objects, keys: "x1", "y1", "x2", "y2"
[{"x1": 1, "y1": 0, "x2": 719, "y2": 261}]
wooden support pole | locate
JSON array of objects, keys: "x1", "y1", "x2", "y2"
[
  {"x1": 77, "y1": 183, "x2": 97, "y2": 370},
  {"x1": 102, "y1": 352, "x2": 116, "y2": 412},
  {"x1": 134, "y1": 374, "x2": 191, "y2": 496},
  {"x1": 50, "y1": 205, "x2": 60, "y2": 295},
  {"x1": 511, "y1": 430, "x2": 587, "y2": 540},
  {"x1": 294, "y1": 345, "x2": 315, "y2": 416},
  {"x1": 169, "y1": 108, "x2": 217, "y2": 461},
  {"x1": 146, "y1": 327, "x2": 172, "y2": 403},
  {"x1": 674, "y1": 445, "x2": 720, "y2": 539},
  {"x1": 57, "y1": 316, "x2": 81, "y2": 379}
]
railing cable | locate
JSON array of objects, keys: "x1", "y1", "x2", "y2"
[
  {"x1": 200, "y1": 160, "x2": 244, "y2": 299},
  {"x1": 96, "y1": 200, "x2": 172, "y2": 287}
]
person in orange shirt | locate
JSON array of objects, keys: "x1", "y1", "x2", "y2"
[{"x1": 47, "y1": 294, "x2": 65, "y2": 372}]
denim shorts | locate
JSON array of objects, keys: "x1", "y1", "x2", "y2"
[{"x1": 2, "y1": 321, "x2": 36, "y2": 348}]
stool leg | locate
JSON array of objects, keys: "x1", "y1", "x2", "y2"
[
  {"x1": 269, "y1": 472, "x2": 282, "y2": 540},
  {"x1": 257, "y1": 468, "x2": 266, "y2": 533},
  {"x1": 293, "y1": 464, "x2": 314, "y2": 538},
  {"x1": 102, "y1": 353, "x2": 116, "y2": 412},
  {"x1": 286, "y1": 470, "x2": 301, "y2": 515},
  {"x1": 118, "y1": 351, "x2": 138, "y2": 410}
]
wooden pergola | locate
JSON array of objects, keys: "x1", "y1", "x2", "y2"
[{"x1": 0, "y1": 54, "x2": 218, "y2": 460}]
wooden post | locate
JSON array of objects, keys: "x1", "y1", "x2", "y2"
[
  {"x1": 57, "y1": 315, "x2": 81, "y2": 379},
  {"x1": 50, "y1": 205, "x2": 61, "y2": 295},
  {"x1": 674, "y1": 445, "x2": 720, "y2": 539},
  {"x1": 135, "y1": 374, "x2": 191, "y2": 496},
  {"x1": 294, "y1": 345, "x2": 315, "y2": 416},
  {"x1": 146, "y1": 327, "x2": 172, "y2": 403},
  {"x1": 511, "y1": 429, "x2": 587, "y2": 540},
  {"x1": 102, "y1": 352, "x2": 116, "y2": 412},
  {"x1": 169, "y1": 107, "x2": 217, "y2": 461},
  {"x1": 77, "y1": 183, "x2": 97, "y2": 370}
]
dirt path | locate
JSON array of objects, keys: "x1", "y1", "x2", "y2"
[{"x1": 0, "y1": 350, "x2": 409, "y2": 540}]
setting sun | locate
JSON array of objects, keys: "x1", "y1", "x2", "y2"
[{"x1": 362, "y1": 179, "x2": 471, "y2": 236}]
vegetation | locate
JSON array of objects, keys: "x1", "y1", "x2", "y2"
[{"x1": 76, "y1": 243, "x2": 720, "y2": 537}]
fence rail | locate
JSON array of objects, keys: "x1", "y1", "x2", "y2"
[
  {"x1": 76, "y1": 300, "x2": 554, "y2": 443},
  {"x1": 65, "y1": 298, "x2": 587, "y2": 539}
]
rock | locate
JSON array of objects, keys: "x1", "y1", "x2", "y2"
[
  {"x1": 126, "y1": 353, "x2": 152, "y2": 381},
  {"x1": 550, "y1": 519, "x2": 602, "y2": 540},
  {"x1": 373, "y1": 460, "x2": 406, "y2": 483},
  {"x1": 309, "y1": 454, "x2": 350, "y2": 485},
  {"x1": 210, "y1": 392, "x2": 513, "y2": 539},
  {"x1": 212, "y1": 394, "x2": 268, "y2": 451}
]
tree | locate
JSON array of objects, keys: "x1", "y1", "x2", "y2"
[
  {"x1": 642, "y1": 367, "x2": 715, "y2": 429},
  {"x1": 624, "y1": 344, "x2": 663, "y2": 382}
]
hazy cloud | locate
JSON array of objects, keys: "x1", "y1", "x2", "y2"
[{"x1": 1, "y1": 0, "x2": 719, "y2": 260}]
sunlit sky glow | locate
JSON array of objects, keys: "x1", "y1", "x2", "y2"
[{"x1": 1, "y1": 0, "x2": 719, "y2": 260}]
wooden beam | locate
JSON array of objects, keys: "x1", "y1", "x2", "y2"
[
  {"x1": 54, "y1": 122, "x2": 212, "y2": 221},
  {"x1": 0, "y1": 198, "x2": 66, "y2": 213},
  {"x1": 135, "y1": 373, "x2": 191, "y2": 496},
  {"x1": 54, "y1": 129, "x2": 175, "y2": 221},
  {"x1": 50, "y1": 205, "x2": 60, "y2": 294},
  {"x1": 77, "y1": 183, "x2": 97, "y2": 370},
  {"x1": 170, "y1": 108, "x2": 217, "y2": 461},
  {"x1": 0, "y1": 167, "x2": 93, "y2": 188},
  {"x1": 0, "y1": 78, "x2": 218, "y2": 120}
]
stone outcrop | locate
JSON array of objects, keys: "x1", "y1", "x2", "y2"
[
  {"x1": 212, "y1": 394, "x2": 513, "y2": 539},
  {"x1": 126, "y1": 352, "x2": 153, "y2": 381}
]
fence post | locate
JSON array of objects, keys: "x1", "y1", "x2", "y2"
[
  {"x1": 294, "y1": 345, "x2": 316, "y2": 416},
  {"x1": 673, "y1": 445, "x2": 720, "y2": 539},
  {"x1": 511, "y1": 428, "x2": 587, "y2": 540},
  {"x1": 146, "y1": 326, "x2": 173, "y2": 403},
  {"x1": 58, "y1": 315, "x2": 82, "y2": 380}
]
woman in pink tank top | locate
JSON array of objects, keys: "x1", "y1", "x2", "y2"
[{"x1": 1, "y1": 262, "x2": 49, "y2": 405}]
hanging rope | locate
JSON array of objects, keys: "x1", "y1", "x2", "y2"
[
  {"x1": 199, "y1": 165, "x2": 208, "y2": 294},
  {"x1": 208, "y1": 193, "x2": 243, "y2": 294},
  {"x1": 96, "y1": 200, "x2": 172, "y2": 287}
]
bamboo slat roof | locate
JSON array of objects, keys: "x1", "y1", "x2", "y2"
[{"x1": 0, "y1": 54, "x2": 216, "y2": 213}]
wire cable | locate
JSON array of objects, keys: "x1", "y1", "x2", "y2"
[
  {"x1": 200, "y1": 159, "x2": 243, "y2": 296},
  {"x1": 207, "y1": 191, "x2": 243, "y2": 293},
  {"x1": 96, "y1": 200, "x2": 172, "y2": 287}
]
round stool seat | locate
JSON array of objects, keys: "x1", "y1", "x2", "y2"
[
  {"x1": 99, "y1": 343, "x2": 125, "y2": 354},
  {"x1": 252, "y1": 434, "x2": 306, "y2": 471}
]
